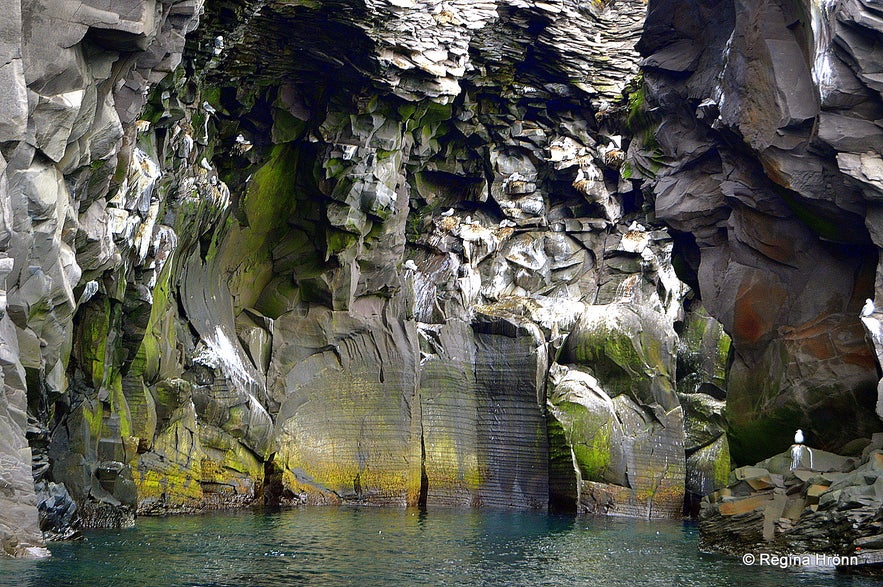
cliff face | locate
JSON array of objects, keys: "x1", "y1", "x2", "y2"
[
  {"x1": 637, "y1": 0, "x2": 883, "y2": 464},
  {"x1": 3, "y1": 0, "x2": 880, "y2": 558},
  {"x1": 0, "y1": 0, "x2": 202, "y2": 556},
  {"x1": 2, "y1": 0, "x2": 722, "y2": 554},
  {"x1": 123, "y1": 0, "x2": 693, "y2": 515}
]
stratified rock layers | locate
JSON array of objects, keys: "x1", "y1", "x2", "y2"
[
  {"x1": 699, "y1": 437, "x2": 883, "y2": 572},
  {"x1": 127, "y1": 0, "x2": 672, "y2": 518},
  {"x1": 3, "y1": 0, "x2": 702, "y2": 550}
]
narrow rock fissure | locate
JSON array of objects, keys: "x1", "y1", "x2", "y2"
[{"x1": 418, "y1": 431, "x2": 429, "y2": 511}]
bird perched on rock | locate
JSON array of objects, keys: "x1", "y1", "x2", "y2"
[
  {"x1": 403, "y1": 259, "x2": 418, "y2": 272},
  {"x1": 233, "y1": 134, "x2": 253, "y2": 155},
  {"x1": 862, "y1": 298, "x2": 876, "y2": 317},
  {"x1": 212, "y1": 35, "x2": 225, "y2": 56},
  {"x1": 441, "y1": 208, "x2": 454, "y2": 217},
  {"x1": 794, "y1": 429, "x2": 804, "y2": 444}
]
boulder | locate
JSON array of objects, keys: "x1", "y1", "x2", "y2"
[{"x1": 560, "y1": 302, "x2": 679, "y2": 411}]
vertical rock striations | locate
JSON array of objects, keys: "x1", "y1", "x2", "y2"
[{"x1": 0, "y1": 0, "x2": 759, "y2": 551}]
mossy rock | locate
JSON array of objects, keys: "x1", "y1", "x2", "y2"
[
  {"x1": 676, "y1": 307, "x2": 730, "y2": 393},
  {"x1": 685, "y1": 435, "x2": 731, "y2": 496},
  {"x1": 546, "y1": 366, "x2": 627, "y2": 488},
  {"x1": 271, "y1": 107, "x2": 307, "y2": 143},
  {"x1": 679, "y1": 392, "x2": 726, "y2": 452},
  {"x1": 559, "y1": 303, "x2": 678, "y2": 410},
  {"x1": 134, "y1": 401, "x2": 206, "y2": 508},
  {"x1": 77, "y1": 298, "x2": 111, "y2": 390},
  {"x1": 254, "y1": 276, "x2": 301, "y2": 319}
]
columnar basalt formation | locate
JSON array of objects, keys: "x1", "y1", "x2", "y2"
[
  {"x1": 0, "y1": 0, "x2": 203, "y2": 556},
  {"x1": 0, "y1": 0, "x2": 752, "y2": 554}
]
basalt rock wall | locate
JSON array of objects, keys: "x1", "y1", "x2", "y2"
[
  {"x1": 637, "y1": 0, "x2": 883, "y2": 464},
  {"x1": 0, "y1": 0, "x2": 757, "y2": 555},
  {"x1": 0, "y1": 0, "x2": 203, "y2": 556}
]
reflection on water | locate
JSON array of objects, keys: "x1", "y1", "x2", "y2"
[{"x1": 0, "y1": 507, "x2": 877, "y2": 586}]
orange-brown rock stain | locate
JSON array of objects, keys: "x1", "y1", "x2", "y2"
[{"x1": 733, "y1": 275, "x2": 787, "y2": 345}]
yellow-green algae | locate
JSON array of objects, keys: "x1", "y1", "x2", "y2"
[{"x1": 275, "y1": 370, "x2": 423, "y2": 505}]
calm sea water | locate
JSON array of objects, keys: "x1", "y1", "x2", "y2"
[{"x1": 0, "y1": 507, "x2": 877, "y2": 586}]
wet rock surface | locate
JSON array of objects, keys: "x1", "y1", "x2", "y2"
[
  {"x1": 2, "y1": 0, "x2": 700, "y2": 552},
  {"x1": 0, "y1": 0, "x2": 202, "y2": 557}
]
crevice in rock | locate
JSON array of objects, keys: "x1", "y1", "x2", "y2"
[{"x1": 418, "y1": 429, "x2": 429, "y2": 511}]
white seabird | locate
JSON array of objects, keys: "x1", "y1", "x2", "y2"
[
  {"x1": 441, "y1": 208, "x2": 455, "y2": 217},
  {"x1": 862, "y1": 298, "x2": 875, "y2": 317},
  {"x1": 404, "y1": 259, "x2": 418, "y2": 272},
  {"x1": 794, "y1": 429, "x2": 804, "y2": 444}
]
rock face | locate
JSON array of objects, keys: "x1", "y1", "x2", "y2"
[
  {"x1": 8, "y1": 0, "x2": 883, "y2": 560},
  {"x1": 1, "y1": 0, "x2": 732, "y2": 549},
  {"x1": 549, "y1": 270, "x2": 688, "y2": 518},
  {"x1": 637, "y1": 0, "x2": 883, "y2": 464},
  {"x1": 170, "y1": 0, "x2": 660, "y2": 514},
  {"x1": 0, "y1": 0, "x2": 202, "y2": 556}
]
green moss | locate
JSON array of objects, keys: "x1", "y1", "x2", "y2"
[
  {"x1": 82, "y1": 399, "x2": 104, "y2": 439},
  {"x1": 131, "y1": 261, "x2": 174, "y2": 383},
  {"x1": 549, "y1": 397, "x2": 616, "y2": 485},
  {"x1": 205, "y1": 143, "x2": 306, "y2": 313},
  {"x1": 569, "y1": 323, "x2": 645, "y2": 399},
  {"x1": 626, "y1": 81, "x2": 647, "y2": 133},
  {"x1": 423, "y1": 433, "x2": 484, "y2": 490},
  {"x1": 107, "y1": 371, "x2": 131, "y2": 438},
  {"x1": 725, "y1": 397, "x2": 801, "y2": 466},
  {"x1": 415, "y1": 101, "x2": 453, "y2": 126},
  {"x1": 203, "y1": 215, "x2": 235, "y2": 263},
  {"x1": 624, "y1": 75, "x2": 665, "y2": 178},
  {"x1": 134, "y1": 466, "x2": 204, "y2": 504},
  {"x1": 326, "y1": 228, "x2": 359, "y2": 257},
  {"x1": 242, "y1": 143, "x2": 299, "y2": 230},
  {"x1": 272, "y1": 107, "x2": 307, "y2": 143},
  {"x1": 202, "y1": 86, "x2": 222, "y2": 109},
  {"x1": 676, "y1": 310, "x2": 731, "y2": 392},
  {"x1": 323, "y1": 157, "x2": 349, "y2": 180},
  {"x1": 716, "y1": 336, "x2": 731, "y2": 386},
  {"x1": 573, "y1": 423, "x2": 613, "y2": 481},
  {"x1": 713, "y1": 439, "x2": 731, "y2": 490},
  {"x1": 778, "y1": 190, "x2": 842, "y2": 241},
  {"x1": 397, "y1": 103, "x2": 417, "y2": 121},
  {"x1": 135, "y1": 404, "x2": 206, "y2": 506},
  {"x1": 80, "y1": 299, "x2": 111, "y2": 390}
]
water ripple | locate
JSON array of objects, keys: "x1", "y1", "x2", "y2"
[{"x1": 0, "y1": 508, "x2": 877, "y2": 587}]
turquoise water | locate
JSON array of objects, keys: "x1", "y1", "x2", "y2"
[{"x1": 0, "y1": 508, "x2": 877, "y2": 586}]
